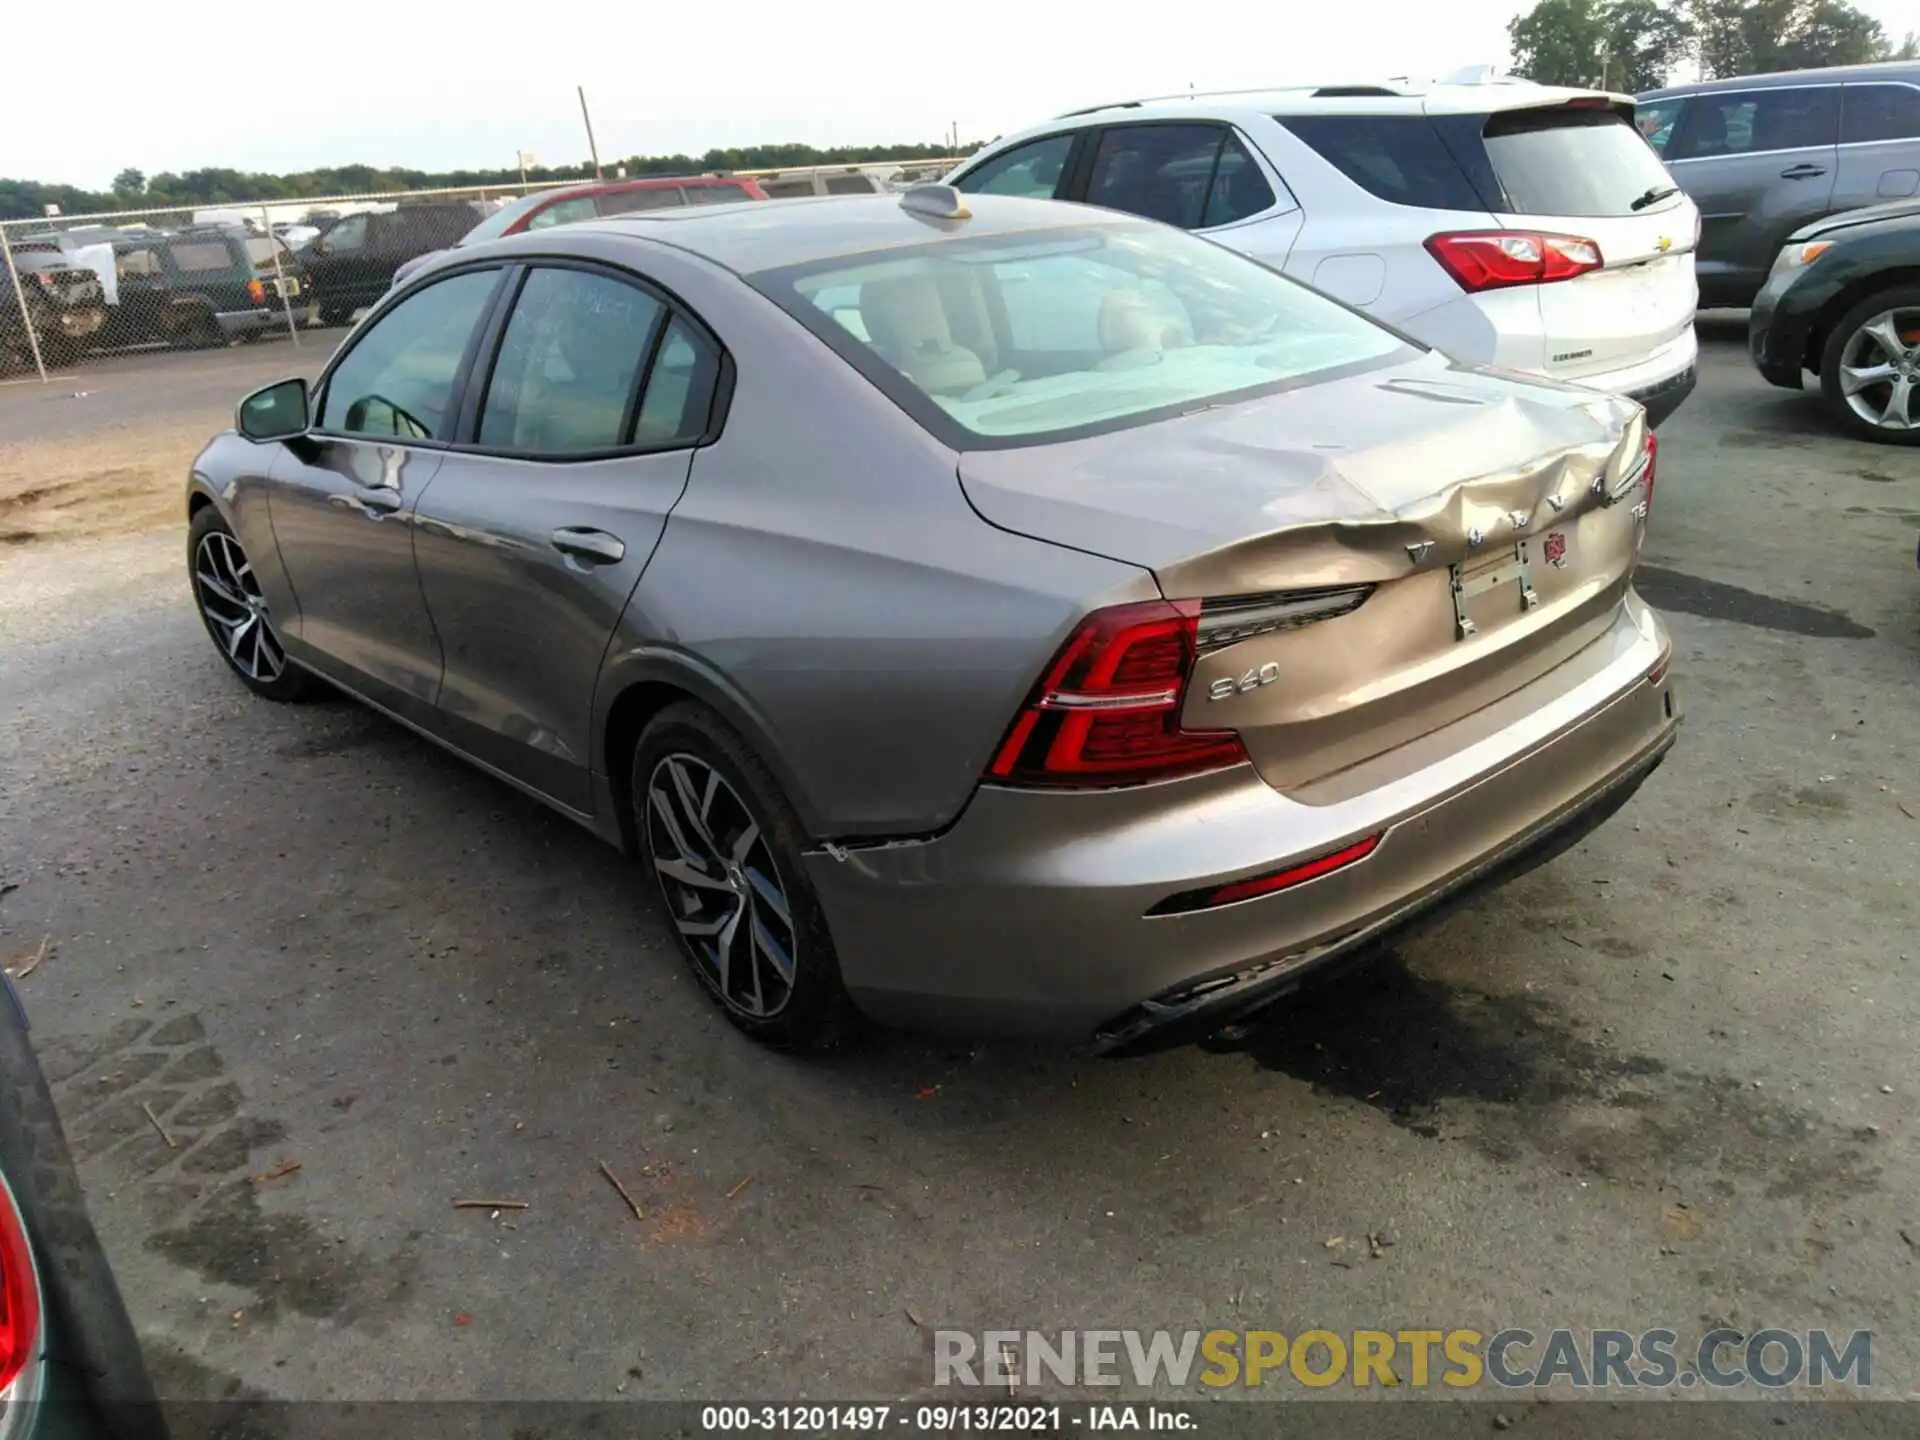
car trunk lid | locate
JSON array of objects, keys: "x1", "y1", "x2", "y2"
[{"x1": 958, "y1": 358, "x2": 1652, "y2": 793}]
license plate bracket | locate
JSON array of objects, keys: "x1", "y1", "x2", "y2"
[{"x1": 1451, "y1": 544, "x2": 1538, "y2": 639}]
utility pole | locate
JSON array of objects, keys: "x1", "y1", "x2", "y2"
[{"x1": 578, "y1": 86, "x2": 603, "y2": 180}]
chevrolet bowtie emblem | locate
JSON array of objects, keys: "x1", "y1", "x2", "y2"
[
  {"x1": 1654, "y1": 235, "x2": 1674, "y2": 252},
  {"x1": 1405, "y1": 540, "x2": 1434, "y2": 563}
]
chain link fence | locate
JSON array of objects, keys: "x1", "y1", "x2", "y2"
[{"x1": 0, "y1": 162, "x2": 959, "y2": 385}]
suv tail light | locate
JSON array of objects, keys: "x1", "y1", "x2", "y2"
[
  {"x1": 988, "y1": 600, "x2": 1248, "y2": 788},
  {"x1": 0, "y1": 1172, "x2": 40, "y2": 1395},
  {"x1": 247, "y1": 278, "x2": 267, "y2": 304},
  {"x1": 1425, "y1": 231, "x2": 1604, "y2": 292}
]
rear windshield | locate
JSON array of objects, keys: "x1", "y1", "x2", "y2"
[
  {"x1": 1480, "y1": 107, "x2": 1677, "y2": 217},
  {"x1": 750, "y1": 222, "x2": 1406, "y2": 449},
  {"x1": 244, "y1": 236, "x2": 300, "y2": 271}
]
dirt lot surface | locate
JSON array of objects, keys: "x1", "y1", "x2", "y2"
[
  {"x1": 0, "y1": 344, "x2": 321, "y2": 545},
  {"x1": 1, "y1": 322, "x2": 1917, "y2": 1427}
]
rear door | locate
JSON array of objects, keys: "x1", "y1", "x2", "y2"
[
  {"x1": 1471, "y1": 103, "x2": 1699, "y2": 382},
  {"x1": 1663, "y1": 85, "x2": 1840, "y2": 303},
  {"x1": 1835, "y1": 81, "x2": 1920, "y2": 208},
  {"x1": 409, "y1": 262, "x2": 724, "y2": 812}
]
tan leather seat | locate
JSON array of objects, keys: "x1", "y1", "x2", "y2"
[{"x1": 859, "y1": 275, "x2": 986, "y2": 396}]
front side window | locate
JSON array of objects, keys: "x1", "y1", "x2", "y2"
[
  {"x1": 318, "y1": 269, "x2": 500, "y2": 439},
  {"x1": 755, "y1": 222, "x2": 1405, "y2": 447},
  {"x1": 116, "y1": 247, "x2": 163, "y2": 280},
  {"x1": 1084, "y1": 124, "x2": 1227, "y2": 229},
  {"x1": 954, "y1": 134, "x2": 1077, "y2": 199},
  {"x1": 478, "y1": 267, "x2": 663, "y2": 454},
  {"x1": 1634, "y1": 98, "x2": 1684, "y2": 153},
  {"x1": 320, "y1": 214, "x2": 368, "y2": 253},
  {"x1": 525, "y1": 196, "x2": 601, "y2": 231},
  {"x1": 1668, "y1": 87, "x2": 1840, "y2": 160},
  {"x1": 1842, "y1": 84, "x2": 1920, "y2": 144}
]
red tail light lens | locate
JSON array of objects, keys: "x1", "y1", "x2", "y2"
[
  {"x1": 1425, "y1": 231, "x2": 1604, "y2": 292},
  {"x1": 1641, "y1": 430, "x2": 1658, "y2": 507},
  {"x1": 247, "y1": 278, "x2": 267, "y2": 304},
  {"x1": 0, "y1": 1174, "x2": 40, "y2": 1394},
  {"x1": 988, "y1": 599, "x2": 1248, "y2": 788}
]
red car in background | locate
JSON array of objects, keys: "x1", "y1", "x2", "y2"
[{"x1": 389, "y1": 175, "x2": 769, "y2": 292}]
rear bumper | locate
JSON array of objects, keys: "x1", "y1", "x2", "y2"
[
  {"x1": 214, "y1": 308, "x2": 279, "y2": 338},
  {"x1": 1626, "y1": 362, "x2": 1697, "y2": 429},
  {"x1": 808, "y1": 592, "x2": 1678, "y2": 1045}
]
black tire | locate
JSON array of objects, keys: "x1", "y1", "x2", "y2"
[
  {"x1": 169, "y1": 312, "x2": 222, "y2": 350},
  {"x1": 187, "y1": 506, "x2": 318, "y2": 702},
  {"x1": 632, "y1": 702, "x2": 861, "y2": 1051},
  {"x1": 317, "y1": 304, "x2": 353, "y2": 328},
  {"x1": 1817, "y1": 284, "x2": 1920, "y2": 447}
]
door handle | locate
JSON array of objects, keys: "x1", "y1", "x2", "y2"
[
  {"x1": 1780, "y1": 164, "x2": 1827, "y2": 179},
  {"x1": 357, "y1": 487, "x2": 403, "y2": 516},
  {"x1": 550, "y1": 527, "x2": 626, "y2": 564}
]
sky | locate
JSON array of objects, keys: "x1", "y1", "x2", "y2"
[{"x1": 10, "y1": 0, "x2": 1917, "y2": 189}]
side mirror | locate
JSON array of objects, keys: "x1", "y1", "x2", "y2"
[{"x1": 237, "y1": 378, "x2": 310, "y2": 442}]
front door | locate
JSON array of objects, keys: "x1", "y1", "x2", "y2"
[
  {"x1": 1665, "y1": 85, "x2": 1840, "y2": 304},
  {"x1": 266, "y1": 267, "x2": 505, "y2": 721},
  {"x1": 410, "y1": 263, "x2": 723, "y2": 812}
]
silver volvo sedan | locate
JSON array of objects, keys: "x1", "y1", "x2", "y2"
[{"x1": 185, "y1": 187, "x2": 1681, "y2": 1053}]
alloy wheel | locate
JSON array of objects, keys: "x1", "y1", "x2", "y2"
[
  {"x1": 193, "y1": 530, "x2": 287, "y2": 683},
  {"x1": 1837, "y1": 308, "x2": 1920, "y2": 432},
  {"x1": 645, "y1": 753, "x2": 797, "y2": 1018}
]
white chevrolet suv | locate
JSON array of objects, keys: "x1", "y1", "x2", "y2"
[{"x1": 948, "y1": 77, "x2": 1701, "y2": 425}]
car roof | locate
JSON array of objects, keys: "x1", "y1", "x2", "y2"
[
  {"x1": 1639, "y1": 59, "x2": 1920, "y2": 100},
  {"x1": 561, "y1": 192, "x2": 1134, "y2": 274},
  {"x1": 1048, "y1": 77, "x2": 1623, "y2": 123}
]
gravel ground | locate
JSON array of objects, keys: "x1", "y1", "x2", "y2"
[{"x1": 0, "y1": 321, "x2": 1917, "y2": 1423}]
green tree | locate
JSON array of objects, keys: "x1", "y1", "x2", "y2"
[
  {"x1": 1689, "y1": 0, "x2": 1894, "y2": 76},
  {"x1": 111, "y1": 167, "x2": 146, "y2": 197},
  {"x1": 1508, "y1": 0, "x2": 1694, "y2": 90}
]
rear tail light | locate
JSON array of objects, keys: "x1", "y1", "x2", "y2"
[
  {"x1": 988, "y1": 599, "x2": 1248, "y2": 788},
  {"x1": 1425, "y1": 231, "x2": 1604, "y2": 292},
  {"x1": 247, "y1": 278, "x2": 267, "y2": 304},
  {"x1": 0, "y1": 1172, "x2": 40, "y2": 1395},
  {"x1": 1641, "y1": 430, "x2": 1657, "y2": 508}
]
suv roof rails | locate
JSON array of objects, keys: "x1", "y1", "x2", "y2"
[{"x1": 1056, "y1": 81, "x2": 1430, "y2": 116}]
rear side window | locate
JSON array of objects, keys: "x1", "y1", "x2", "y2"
[
  {"x1": 954, "y1": 134, "x2": 1076, "y2": 198},
  {"x1": 1481, "y1": 108, "x2": 1680, "y2": 217},
  {"x1": 319, "y1": 269, "x2": 499, "y2": 438},
  {"x1": 1085, "y1": 124, "x2": 1226, "y2": 229},
  {"x1": 825, "y1": 174, "x2": 877, "y2": 195},
  {"x1": 479, "y1": 267, "x2": 664, "y2": 454},
  {"x1": 1200, "y1": 134, "x2": 1276, "y2": 226},
  {"x1": 762, "y1": 179, "x2": 817, "y2": 198},
  {"x1": 1842, "y1": 85, "x2": 1920, "y2": 144},
  {"x1": 169, "y1": 241, "x2": 234, "y2": 273},
  {"x1": 633, "y1": 318, "x2": 722, "y2": 446},
  {"x1": 1667, "y1": 87, "x2": 1840, "y2": 160},
  {"x1": 1281, "y1": 115, "x2": 1485, "y2": 211},
  {"x1": 682, "y1": 184, "x2": 754, "y2": 206},
  {"x1": 601, "y1": 187, "x2": 686, "y2": 214}
]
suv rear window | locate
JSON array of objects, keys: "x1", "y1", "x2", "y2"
[
  {"x1": 1281, "y1": 115, "x2": 1486, "y2": 211},
  {"x1": 1479, "y1": 107, "x2": 1678, "y2": 217}
]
